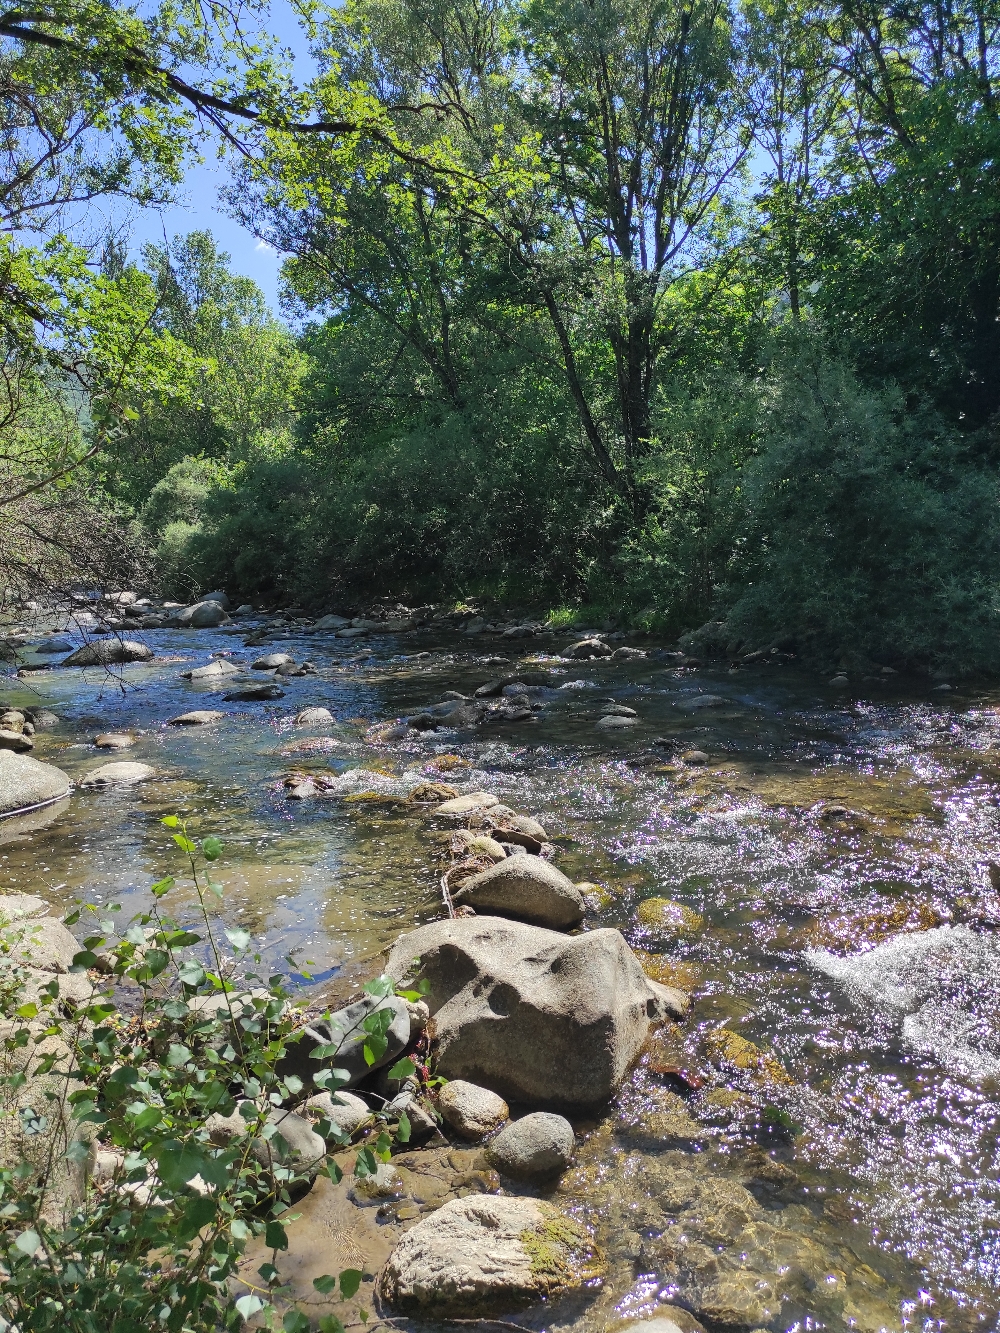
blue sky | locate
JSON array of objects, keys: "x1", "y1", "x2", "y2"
[{"x1": 125, "y1": 0, "x2": 318, "y2": 315}]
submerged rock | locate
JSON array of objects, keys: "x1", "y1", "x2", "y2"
[
  {"x1": 223, "y1": 683, "x2": 284, "y2": 701},
  {"x1": 636, "y1": 898, "x2": 704, "y2": 940},
  {"x1": 452, "y1": 857, "x2": 585, "y2": 930},
  {"x1": 378, "y1": 1194, "x2": 603, "y2": 1315},
  {"x1": 180, "y1": 660, "x2": 240, "y2": 681},
  {"x1": 93, "y1": 733, "x2": 134, "y2": 750},
  {"x1": 703, "y1": 1028, "x2": 792, "y2": 1085},
  {"x1": 433, "y1": 791, "x2": 499, "y2": 818},
  {"x1": 0, "y1": 751, "x2": 70, "y2": 816},
  {"x1": 252, "y1": 653, "x2": 294, "y2": 670},
  {"x1": 168, "y1": 710, "x2": 225, "y2": 725},
  {"x1": 62, "y1": 639, "x2": 152, "y2": 667},
  {"x1": 386, "y1": 917, "x2": 657, "y2": 1108},
  {"x1": 80, "y1": 761, "x2": 156, "y2": 788},
  {"x1": 485, "y1": 1112, "x2": 575, "y2": 1179}
]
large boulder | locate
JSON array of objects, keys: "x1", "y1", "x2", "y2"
[
  {"x1": 62, "y1": 639, "x2": 153, "y2": 667},
  {"x1": 180, "y1": 660, "x2": 240, "y2": 681},
  {"x1": 0, "y1": 751, "x2": 70, "y2": 816},
  {"x1": 562, "y1": 638, "x2": 612, "y2": 660},
  {"x1": 386, "y1": 917, "x2": 657, "y2": 1108},
  {"x1": 378, "y1": 1194, "x2": 603, "y2": 1315},
  {"x1": 199, "y1": 590, "x2": 230, "y2": 609},
  {"x1": 178, "y1": 600, "x2": 229, "y2": 629},
  {"x1": 452, "y1": 857, "x2": 585, "y2": 930},
  {"x1": 0, "y1": 730, "x2": 32, "y2": 753}
]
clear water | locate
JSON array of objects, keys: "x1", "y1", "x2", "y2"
[{"x1": 4, "y1": 625, "x2": 1000, "y2": 1332}]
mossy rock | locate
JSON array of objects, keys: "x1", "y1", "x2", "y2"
[
  {"x1": 802, "y1": 899, "x2": 940, "y2": 954},
  {"x1": 703, "y1": 1028, "x2": 792, "y2": 1086},
  {"x1": 634, "y1": 949, "x2": 701, "y2": 992},
  {"x1": 408, "y1": 781, "x2": 460, "y2": 803},
  {"x1": 636, "y1": 898, "x2": 704, "y2": 939}
]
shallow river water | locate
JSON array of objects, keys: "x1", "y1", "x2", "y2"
[{"x1": 4, "y1": 622, "x2": 1000, "y2": 1333}]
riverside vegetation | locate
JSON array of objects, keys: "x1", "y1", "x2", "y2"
[{"x1": 6, "y1": 0, "x2": 1000, "y2": 671}]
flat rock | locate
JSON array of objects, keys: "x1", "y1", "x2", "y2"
[
  {"x1": 386, "y1": 917, "x2": 657, "y2": 1108},
  {"x1": 32, "y1": 638, "x2": 73, "y2": 654},
  {"x1": 595, "y1": 714, "x2": 637, "y2": 730},
  {"x1": 93, "y1": 733, "x2": 134, "y2": 750},
  {"x1": 438, "y1": 1080, "x2": 510, "y2": 1139},
  {"x1": 80, "y1": 761, "x2": 156, "y2": 788},
  {"x1": 676, "y1": 694, "x2": 727, "y2": 711},
  {"x1": 0, "y1": 730, "x2": 32, "y2": 753},
  {"x1": 0, "y1": 894, "x2": 47, "y2": 921},
  {"x1": 433, "y1": 791, "x2": 498, "y2": 818},
  {"x1": 313, "y1": 614, "x2": 351, "y2": 629},
  {"x1": 378, "y1": 1194, "x2": 602, "y2": 1315},
  {"x1": 62, "y1": 639, "x2": 153, "y2": 667},
  {"x1": 452, "y1": 857, "x2": 585, "y2": 930},
  {"x1": 1, "y1": 913, "x2": 81, "y2": 972},
  {"x1": 617, "y1": 1309, "x2": 707, "y2": 1333},
  {"x1": 601, "y1": 702, "x2": 638, "y2": 716},
  {"x1": 223, "y1": 683, "x2": 284, "y2": 701},
  {"x1": 0, "y1": 751, "x2": 70, "y2": 816},
  {"x1": 485, "y1": 1111, "x2": 575, "y2": 1179},
  {"x1": 252, "y1": 653, "x2": 294, "y2": 670},
  {"x1": 295, "y1": 707, "x2": 334, "y2": 724},
  {"x1": 169, "y1": 710, "x2": 225, "y2": 725}
]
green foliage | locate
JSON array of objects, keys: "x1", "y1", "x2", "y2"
[{"x1": 0, "y1": 818, "x2": 415, "y2": 1333}]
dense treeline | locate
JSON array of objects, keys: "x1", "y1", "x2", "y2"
[{"x1": 4, "y1": 0, "x2": 1000, "y2": 668}]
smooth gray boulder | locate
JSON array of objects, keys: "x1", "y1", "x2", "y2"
[
  {"x1": 62, "y1": 639, "x2": 152, "y2": 667},
  {"x1": 180, "y1": 660, "x2": 240, "y2": 681},
  {"x1": 80, "y1": 761, "x2": 156, "y2": 788},
  {"x1": 276, "y1": 993, "x2": 410, "y2": 1090},
  {"x1": 169, "y1": 710, "x2": 225, "y2": 725},
  {"x1": 378, "y1": 1195, "x2": 602, "y2": 1315},
  {"x1": 188, "y1": 601, "x2": 228, "y2": 628},
  {"x1": 32, "y1": 638, "x2": 73, "y2": 654},
  {"x1": 314, "y1": 614, "x2": 351, "y2": 629},
  {"x1": 93, "y1": 733, "x2": 133, "y2": 749},
  {"x1": 437, "y1": 1079, "x2": 509, "y2": 1139},
  {"x1": 0, "y1": 751, "x2": 70, "y2": 816},
  {"x1": 206, "y1": 1104, "x2": 325, "y2": 1180},
  {"x1": 562, "y1": 638, "x2": 613, "y2": 659},
  {"x1": 199, "y1": 590, "x2": 230, "y2": 609},
  {"x1": 485, "y1": 1112, "x2": 575, "y2": 1179},
  {"x1": 386, "y1": 917, "x2": 656, "y2": 1108},
  {"x1": 595, "y1": 714, "x2": 637, "y2": 730},
  {"x1": 452, "y1": 857, "x2": 585, "y2": 930},
  {"x1": 295, "y1": 707, "x2": 334, "y2": 724}
]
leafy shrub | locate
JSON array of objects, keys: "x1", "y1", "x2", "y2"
[{"x1": 0, "y1": 819, "x2": 417, "y2": 1333}]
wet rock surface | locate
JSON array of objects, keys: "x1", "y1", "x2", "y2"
[
  {"x1": 0, "y1": 750, "x2": 70, "y2": 815},
  {"x1": 485, "y1": 1111, "x2": 575, "y2": 1179},
  {"x1": 452, "y1": 855, "x2": 586, "y2": 929}
]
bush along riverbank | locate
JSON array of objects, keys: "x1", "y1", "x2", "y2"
[{"x1": 1, "y1": 734, "x2": 930, "y2": 1332}]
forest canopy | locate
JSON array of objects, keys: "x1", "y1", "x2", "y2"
[{"x1": 3, "y1": 0, "x2": 1000, "y2": 668}]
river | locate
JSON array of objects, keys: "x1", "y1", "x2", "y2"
[{"x1": 2, "y1": 620, "x2": 999, "y2": 1333}]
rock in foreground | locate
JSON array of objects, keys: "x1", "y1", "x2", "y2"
[
  {"x1": 386, "y1": 917, "x2": 656, "y2": 1108},
  {"x1": 378, "y1": 1194, "x2": 603, "y2": 1315},
  {"x1": 80, "y1": 762, "x2": 156, "y2": 788},
  {"x1": 485, "y1": 1112, "x2": 575, "y2": 1179},
  {"x1": 437, "y1": 1080, "x2": 509, "y2": 1139},
  {"x1": 452, "y1": 857, "x2": 585, "y2": 930},
  {"x1": 0, "y1": 751, "x2": 70, "y2": 816}
]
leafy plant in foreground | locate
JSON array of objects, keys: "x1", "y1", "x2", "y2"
[{"x1": 0, "y1": 817, "x2": 416, "y2": 1333}]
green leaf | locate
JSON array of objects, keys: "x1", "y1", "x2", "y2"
[
  {"x1": 14, "y1": 1229, "x2": 39, "y2": 1255},
  {"x1": 235, "y1": 1294, "x2": 263, "y2": 1320},
  {"x1": 283, "y1": 1314, "x2": 310, "y2": 1333},
  {"x1": 230, "y1": 1218, "x2": 251, "y2": 1241},
  {"x1": 265, "y1": 1220, "x2": 289, "y2": 1251},
  {"x1": 15, "y1": 1002, "x2": 38, "y2": 1019},
  {"x1": 354, "y1": 1148, "x2": 378, "y2": 1178},
  {"x1": 225, "y1": 927, "x2": 251, "y2": 951},
  {"x1": 178, "y1": 960, "x2": 206, "y2": 987},
  {"x1": 132, "y1": 1105, "x2": 163, "y2": 1132},
  {"x1": 362, "y1": 975, "x2": 393, "y2": 999},
  {"x1": 161, "y1": 816, "x2": 180, "y2": 828},
  {"x1": 362, "y1": 1034, "x2": 388, "y2": 1066},
  {"x1": 202, "y1": 836, "x2": 223, "y2": 861},
  {"x1": 318, "y1": 1317, "x2": 346, "y2": 1333},
  {"x1": 167, "y1": 1043, "x2": 193, "y2": 1067},
  {"x1": 396, "y1": 1111, "x2": 411, "y2": 1143},
  {"x1": 312, "y1": 1274, "x2": 338, "y2": 1294},
  {"x1": 153, "y1": 1140, "x2": 210, "y2": 1190},
  {"x1": 340, "y1": 1269, "x2": 363, "y2": 1299},
  {"x1": 175, "y1": 1195, "x2": 216, "y2": 1242},
  {"x1": 386, "y1": 1057, "x2": 416, "y2": 1081},
  {"x1": 172, "y1": 834, "x2": 198, "y2": 854},
  {"x1": 151, "y1": 876, "x2": 175, "y2": 898}
]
